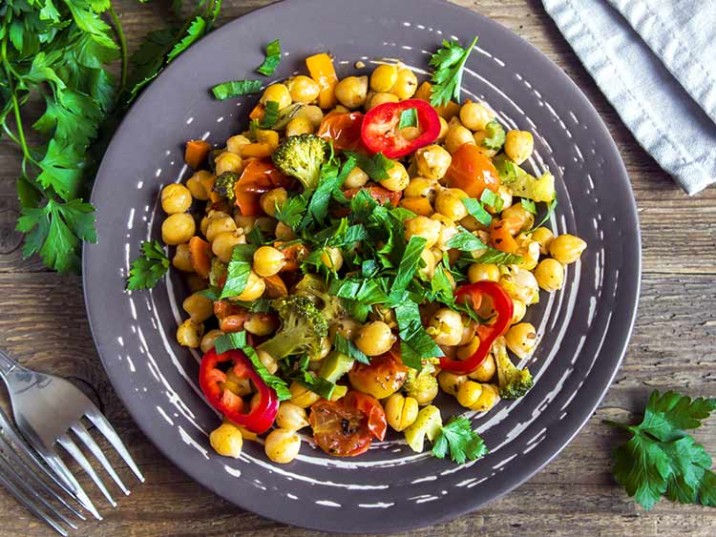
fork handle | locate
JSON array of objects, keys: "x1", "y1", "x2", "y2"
[{"x1": 0, "y1": 348, "x2": 29, "y2": 377}]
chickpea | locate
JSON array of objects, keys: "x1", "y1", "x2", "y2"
[
  {"x1": 435, "y1": 188, "x2": 469, "y2": 221},
  {"x1": 260, "y1": 83, "x2": 291, "y2": 110},
  {"x1": 274, "y1": 221, "x2": 297, "y2": 241},
  {"x1": 334, "y1": 76, "x2": 369, "y2": 109},
  {"x1": 344, "y1": 167, "x2": 369, "y2": 189},
  {"x1": 205, "y1": 215, "x2": 235, "y2": 244},
  {"x1": 276, "y1": 403, "x2": 309, "y2": 431},
  {"x1": 379, "y1": 161, "x2": 409, "y2": 192},
  {"x1": 244, "y1": 313, "x2": 279, "y2": 336},
  {"x1": 511, "y1": 299, "x2": 527, "y2": 324},
  {"x1": 505, "y1": 322, "x2": 537, "y2": 359},
  {"x1": 392, "y1": 68, "x2": 418, "y2": 99},
  {"x1": 287, "y1": 75, "x2": 321, "y2": 104},
  {"x1": 404, "y1": 216, "x2": 442, "y2": 249},
  {"x1": 531, "y1": 227, "x2": 555, "y2": 255},
  {"x1": 257, "y1": 349, "x2": 278, "y2": 374},
  {"x1": 456, "y1": 380, "x2": 483, "y2": 409},
  {"x1": 431, "y1": 213, "x2": 459, "y2": 251},
  {"x1": 355, "y1": 321, "x2": 396, "y2": 356},
  {"x1": 459, "y1": 101, "x2": 494, "y2": 131},
  {"x1": 332, "y1": 316, "x2": 362, "y2": 340},
  {"x1": 212, "y1": 230, "x2": 245, "y2": 263},
  {"x1": 445, "y1": 123, "x2": 475, "y2": 154},
  {"x1": 259, "y1": 188, "x2": 288, "y2": 217},
  {"x1": 214, "y1": 151, "x2": 243, "y2": 175},
  {"x1": 404, "y1": 177, "x2": 439, "y2": 201},
  {"x1": 289, "y1": 381, "x2": 320, "y2": 408},
  {"x1": 320, "y1": 247, "x2": 344, "y2": 271},
  {"x1": 414, "y1": 145, "x2": 452, "y2": 180},
  {"x1": 535, "y1": 258, "x2": 565, "y2": 292},
  {"x1": 285, "y1": 116, "x2": 313, "y2": 137},
  {"x1": 186, "y1": 170, "x2": 214, "y2": 200},
  {"x1": 236, "y1": 271, "x2": 265, "y2": 301},
  {"x1": 504, "y1": 130, "x2": 534, "y2": 164},
  {"x1": 209, "y1": 422, "x2": 244, "y2": 458},
  {"x1": 264, "y1": 428, "x2": 301, "y2": 464},
  {"x1": 437, "y1": 116, "x2": 449, "y2": 141},
  {"x1": 474, "y1": 383, "x2": 501, "y2": 412},
  {"x1": 162, "y1": 213, "x2": 195, "y2": 245},
  {"x1": 437, "y1": 371, "x2": 468, "y2": 396},
  {"x1": 385, "y1": 393, "x2": 419, "y2": 432},
  {"x1": 176, "y1": 319, "x2": 203, "y2": 348},
  {"x1": 226, "y1": 134, "x2": 251, "y2": 155},
  {"x1": 173, "y1": 243, "x2": 193, "y2": 272},
  {"x1": 427, "y1": 308, "x2": 463, "y2": 346},
  {"x1": 200, "y1": 329, "x2": 223, "y2": 354},
  {"x1": 467, "y1": 263, "x2": 500, "y2": 283},
  {"x1": 253, "y1": 246, "x2": 286, "y2": 278},
  {"x1": 406, "y1": 374, "x2": 439, "y2": 406},
  {"x1": 367, "y1": 92, "x2": 399, "y2": 110},
  {"x1": 182, "y1": 292, "x2": 213, "y2": 323},
  {"x1": 502, "y1": 203, "x2": 534, "y2": 232},
  {"x1": 517, "y1": 239, "x2": 540, "y2": 271},
  {"x1": 456, "y1": 335, "x2": 480, "y2": 361},
  {"x1": 500, "y1": 266, "x2": 540, "y2": 306},
  {"x1": 296, "y1": 105, "x2": 324, "y2": 127},
  {"x1": 419, "y1": 248, "x2": 436, "y2": 278},
  {"x1": 255, "y1": 216, "x2": 277, "y2": 235},
  {"x1": 370, "y1": 64, "x2": 398, "y2": 92},
  {"x1": 549, "y1": 234, "x2": 586, "y2": 265},
  {"x1": 187, "y1": 274, "x2": 207, "y2": 293},
  {"x1": 468, "y1": 354, "x2": 496, "y2": 382},
  {"x1": 161, "y1": 184, "x2": 192, "y2": 214},
  {"x1": 496, "y1": 185, "x2": 513, "y2": 212}
]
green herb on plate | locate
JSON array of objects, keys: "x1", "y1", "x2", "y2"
[
  {"x1": 429, "y1": 36, "x2": 479, "y2": 107},
  {"x1": 126, "y1": 240, "x2": 170, "y2": 291}
]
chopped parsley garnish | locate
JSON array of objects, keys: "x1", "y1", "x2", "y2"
[
  {"x1": 260, "y1": 100, "x2": 280, "y2": 128},
  {"x1": 521, "y1": 198, "x2": 537, "y2": 215},
  {"x1": 432, "y1": 417, "x2": 489, "y2": 464},
  {"x1": 479, "y1": 188, "x2": 503, "y2": 212},
  {"x1": 398, "y1": 107, "x2": 419, "y2": 129},
  {"x1": 429, "y1": 36, "x2": 479, "y2": 107},
  {"x1": 220, "y1": 245, "x2": 257, "y2": 299},
  {"x1": 462, "y1": 197, "x2": 492, "y2": 227},
  {"x1": 211, "y1": 79, "x2": 263, "y2": 100},
  {"x1": 256, "y1": 39, "x2": 282, "y2": 76},
  {"x1": 126, "y1": 240, "x2": 170, "y2": 291}
]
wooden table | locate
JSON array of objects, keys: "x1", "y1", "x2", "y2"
[{"x1": 1, "y1": 1, "x2": 714, "y2": 535}]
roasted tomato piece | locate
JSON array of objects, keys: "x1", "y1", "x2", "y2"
[
  {"x1": 348, "y1": 345, "x2": 408, "y2": 399},
  {"x1": 316, "y1": 112, "x2": 364, "y2": 151},
  {"x1": 309, "y1": 391, "x2": 386, "y2": 457},
  {"x1": 444, "y1": 143, "x2": 500, "y2": 199},
  {"x1": 343, "y1": 185, "x2": 402, "y2": 207},
  {"x1": 234, "y1": 158, "x2": 291, "y2": 216}
]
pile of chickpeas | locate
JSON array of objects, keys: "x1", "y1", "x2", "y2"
[{"x1": 157, "y1": 57, "x2": 587, "y2": 463}]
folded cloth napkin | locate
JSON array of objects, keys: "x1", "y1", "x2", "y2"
[{"x1": 542, "y1": 0, "x2": 716, "y2": 194}]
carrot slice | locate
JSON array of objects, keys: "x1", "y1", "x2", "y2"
[
  {"x1": 185, "y1": 140, "x2": 211, "y2": 169},
  {"x1": 188, "y1": 236, "x2": 211, "y2": 278},
  {"x1": 249, "y1": 103, "x2": 265, "y2": 121},
  {"x1": 239, "y1": 143, "x2": 273, "y2": 159},
  {"x1": 306, "y1": 53, "x2": 338, "y2": 109}
]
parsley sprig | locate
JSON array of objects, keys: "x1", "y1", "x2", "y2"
[
  {"x1": 429, "y1": 36, "x2": 479, "y2": 107},
  {"x1": 127, "y1": 240, "x2": 170, "y2": 291},
  {"x1": 2, "y1": 1, "x2": 223, "y2": 272},
  {"x1": 606, "y1": 390, "x2": 716, "y2": 510},
  {"x1": 432, "y1": 417, "x2": 489, "y2": 464}
]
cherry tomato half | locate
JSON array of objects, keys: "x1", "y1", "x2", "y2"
[
  {"x1": 309, "y1": 391, "x2": 387, "y2": 457},
  {"x1": 343, "y1": 185, "x2": 402, "y2": 207},
  {"x1": 444, "y1": 143, "x2": 500, "y2": 199},
  {"x1": 348, "y1": 345, "x2": 408, "y2": 399},
  {"x1": 234, "y1": 159, "x2": 292, "y2": 216},
  {"x1": 316, "y1": 112, "x2": 364, "y2": 151},
  {"x1": 360, "y1": 99, "x2": 441, "y2": 158}
]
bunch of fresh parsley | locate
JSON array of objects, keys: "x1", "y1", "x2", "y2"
[
  {"x1": 607, "y1": 390, "x2": 716, "y2": 510},
  {"x1": 2, "y1": 0, "x2": 223, "y2": 272}
]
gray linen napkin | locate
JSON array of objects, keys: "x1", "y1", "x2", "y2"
[{"x1": 543, "y1": 0, "x2": 716, "y2": 194}]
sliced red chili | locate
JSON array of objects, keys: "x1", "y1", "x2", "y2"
[
  {"x1": 360, "y1": 99, "x2": 441, "y2": 158},
  {"x1": 199, "y1": 348, "x2": 279, "y2": 434},
  {"x1": 439, "y1": 281, "x2": 514, "y2": 374}
]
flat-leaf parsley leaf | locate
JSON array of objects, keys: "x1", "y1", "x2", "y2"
[{"x1": 126, "y1": 240, "x2": 170, "y2": 290}]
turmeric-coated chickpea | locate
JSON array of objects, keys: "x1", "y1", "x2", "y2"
[
  {"x1": 257, "y1": 349, "x2": 278, "y2": 374},
  {"x1": 385, "y1": 393, "x2": 419, "y2": 432},
  {"x1": 419, "y1": 248, "x2": 437, "y2": 279},
  {"x1": 343, "y1": 166, "x2": 369, "y2": 189},
  {"x1": 214, "y1": 151, "x2": 243, "y2": 175},
  {"x1": 209, "y1": 422, "x2": 244, "y2": 458},
  {"x1": 435, "y1": 188, "x2": 469, "y2": 221},
  {"x1": 289, "y1": 381, "x2": 321, "y2": 408},
  {"x1": 264, "y1": 428, "x2": 301, "y2": 464},
  {"x1": 459, "y1": 101, "x2": 494, "y2": 131},
  {"x1": 437, "y1": 116, "x2": 449, "y2": 141},
  {"x1": 549, "y1": 234, "x2": 586, "y2": 265},
  {"x1": 276, "y1": 402, "x2": 309, "y2": 431},
  {"x1": 182, "y1": 292, "x2": 214, "y2": 323},
  {"x1": 260, "y1": 83, "x2": 292, "y2": 110},
  {"x1": 172, "y1": 243, "x2": 193, "y2": 272},
  {"x1": 296, "y1": 105, "x2": 324, "y2": 127},
  {"x1": 438, "y1": 370, "x2": 468, "y2": 396},
  {"x1": 236, "y1": 271, "x2": 265, "y2": 301},
  {"x1": 471, "y1": 383, "x2": 500, "y2": 412},
  {"x1": 200, "y1": 329, "x2": 224, "y2": 354},
  {"x1": 379, "y1": 161, "x2": 409, "y2": 192},
  {"x1": 244, "y1": 313, "x2": 279, "y2": 336},
  {"x1": 162, "y1": 213, "x2": 195, "y2": 245},
  {"x1": 176, "y1": 319, "x2": 203, "y2": 348},
  {"x1": 404, "y1": 177, "x2": 439, "y2": 201},
  {"x1": 468, "y1": 354, "x2": 497, "y2": 383},
  {"x1": 427, "y1": 308, "x2": 463, "y2": 346},
  {"x1": 367, "y1": 92, "x2": 399, "y2": 110},
  {"x1": 335, "y1": 76, "x2": 369, "y2": 109},
  {"x1": 468, "y1": 263, "x2": 500, "y2": 283},
  {"x1": 414, "y1": 145, "x2": 452, "y2": 180},
  {"x1": 253, "y1": 246, "x2": 286, "y2": 278},
  {"x1": 392, "y1": 68, "x2": 418, "y2": 99},
  {"x1": 445, "y1": 123, "x2": 474, "y2": 154},
  {"x1": 161, "y1": 184, "x2": 192, "y2": 214},
  {"x1": 186, "y1": 170, "x2": 214, "y2": 201},
  {"x1": 212, "y1": 230, "x2": 245, "y2": 263},
  {"x1": 511, "y1": 299, "x2": 527, "y2": 325},
  {"x1": 505, "y1": 322, "x2": 537, "y2": 359},
  {"x1": 456, "y1": 380, "x2": 483, "y2": 409},
  {"x1": 287, "y1": 75, "x2": 321, "y2": 104},
  {"x1": 355, "y1": 321, "x2": 396, "y2": 356},
  {"x1": 259, "y1": 187, "x2": 288, "y2": 217},
  {"x1": 205, "y1": 213, "x2": 236, "y2": 243},
  {"x1": 531, "y1": 227, "x2": 555, "y2": 255},
  {"x1": 504, "y1": 130, "x2": 534, "y2": 164},
  {"x1": 320, "y1": 247, "x2": 344, "y2": 271},
  {"x1": 501, "y1": 203, "x2": 534, "y2": 233},
  {"x1": 285, "y1": 116, "x2": 314, "y2": 137},
  {"x1": 274, "y1": 221, "x2": 297, "y2": 241},
  {"x1": 226, "y1": 134, "x2": 251, "y2": 155},
  {"x1": 370, "y1": 64, "x2": 398, "y2": 93},
  {"x1": 534, "y1": 258, "x2": 565, "y2": 292},
  {"x1": 404, "y1": 216, "x2": 442, "y2": 249}
]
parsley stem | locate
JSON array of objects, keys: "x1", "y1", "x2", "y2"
[
  {"x1": 108, "y1": 4, "x2": 128, "y2": 92},
  {"x1": 2, "y1": 53, "x2": 33, "y2": 173}
]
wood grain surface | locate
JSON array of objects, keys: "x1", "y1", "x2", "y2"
[{"x1": 1, "y1": 1, "x2": 714, "y2": 535}]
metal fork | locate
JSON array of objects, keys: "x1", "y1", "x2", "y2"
[
  {"x1": 0, "y1": 406, "x2": 86, "y2": 535},
  {"x1": 0, "y1": 349, "x2": 144, "y2": 520}
]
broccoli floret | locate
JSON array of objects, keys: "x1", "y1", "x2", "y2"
[
  {"x1": 404, "y1": 360, "x2": 439, "y2": 403},
  {"x1": 481, "y1": 120, "x2": 506, "y2": 151},
  {"x1": 293, "y1": 274, "x2": 346, "y2": 324},
  {"x1": 493, "y1": 337, "x2": 533, "y2": 399},
  {"x1": 493, "y1": 154, "x2": 555, "y2": 203},
  {"x1": 213, "y1": 171, "x2": 239, "y2": 201},
  {"x1": 272, "y1": 134, "x2": 331, "y2": 190},
  {"x1": 257, "y1": 295, "x2": 329, "y2": 360}
]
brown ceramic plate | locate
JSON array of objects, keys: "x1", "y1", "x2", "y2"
[{"x1": 83, "y1": 0, "x2": 640, "y2": 532}]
